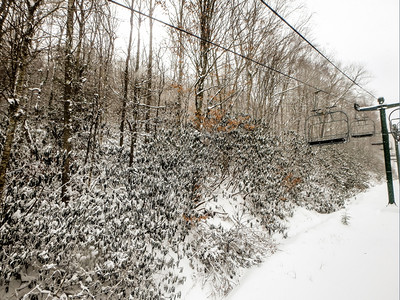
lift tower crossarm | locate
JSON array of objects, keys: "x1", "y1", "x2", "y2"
[{"x1": 354, "y1": 102, "x2": 400, "y2": 112}]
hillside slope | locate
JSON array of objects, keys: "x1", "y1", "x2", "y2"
[{"x1": 221, "y1": 182, "x2": 399, "y2": 300}]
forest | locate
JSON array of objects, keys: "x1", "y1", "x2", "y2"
[{"x1": 0, "y1": 0, "x2": 386, "y2": 299}]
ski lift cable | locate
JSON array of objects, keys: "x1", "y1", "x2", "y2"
[
  {"x1": 259, "y1": 0, "x2": 378, "y2": 101},
  {"x1": 107, "y1": 0, "x2": 340, "y2": 97}
]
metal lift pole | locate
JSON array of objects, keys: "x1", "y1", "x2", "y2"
[
  {"x1": 379, "y1": 104, "x2": 395, "y2": 205},
  {"x1": 354, "y1": 97, "x2": 400, "y2": 205}
]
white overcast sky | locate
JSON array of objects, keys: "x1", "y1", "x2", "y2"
[{"x1": 302, "y1": 0, "x2": 399, "y2": 104}]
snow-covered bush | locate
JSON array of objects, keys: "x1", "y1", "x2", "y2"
[
  {"x1": 0, "y1": 122, "x2": 380, "y2": 299},
  {"x1": 1, "y1": 129, "x2": 193, "y2": 299},
  {"x1": 189, "y1": 222, "x2": 275, "y2": 298}
]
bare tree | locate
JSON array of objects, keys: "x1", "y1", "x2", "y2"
[
  {"x1": 120, "y1": 0, "x2": 135, "y2": 147},
  {"x1": 61, "y1": 0, "x2": 75, "y2": 202},
  {"x1": 84, "y1": 1, "x2": 117, "y2": 172},
  {"x1": 0, "y1": 0, "x2": 11, "y2": 43},
  {"x1": 0, "y1": 0, "x2": 46, "y2": 206},
  {"x1": 128, "y1": 0, "x2": 143, "y2": 165},
  {"x1": 144, "y1": 0, "x2": 155, "y2": 138},
  {"x1": 167, "y1": 0, "x2": 187, "y2": 124},
  {"x1": 194, "y1": 0, "x2": 216, "y2": 124}
]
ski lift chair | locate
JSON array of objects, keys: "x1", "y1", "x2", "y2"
[
  {"x1": 389, "y1": 108, "x2": 400, "y2": 141},
  {"x1": 306, "y1": 110, "x2": 350, "y2": 146},
  {"x1": 350, "y1": 118, "x2": 375, "y2": 138},
  {"x1": 390, "y1": 120, "x2": 400, "y2": 142}
]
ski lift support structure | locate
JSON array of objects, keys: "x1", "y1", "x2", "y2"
[
  {"x1": 354, "y1": 98, "x2": 400, "y2": 205},
  {"x1": 389, "y1": 108, "x2": 400, "y2": 201}
]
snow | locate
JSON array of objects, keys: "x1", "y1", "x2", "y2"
[
  {"x1": 186, "y1": 182, "x2": 399, "y2": 300},
  {"x1": 7, "y1": 98, "x2": 19, "y2": 106}
]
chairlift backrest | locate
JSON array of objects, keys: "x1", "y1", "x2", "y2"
[{"x1": 306, "y1": 110, "x2": 349, "y2": 146}]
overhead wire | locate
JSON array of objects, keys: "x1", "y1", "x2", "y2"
[
  {"x1": 259, "y1": 0, "x2": 378, "y2": 100},
  {"x1": 108, "y1": 0, "x2": 376, "y2": 107},
  {"x1": 107, "y1": 0, "x2": 333, "y2": 95}
]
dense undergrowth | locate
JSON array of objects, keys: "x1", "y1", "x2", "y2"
[{"x1": 0, "y1": 123, "x2": 380, "y2": 299}]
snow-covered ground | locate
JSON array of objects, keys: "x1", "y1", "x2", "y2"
[{"x1": 187, "y1": 181, "x2": 399, "y2": 300}]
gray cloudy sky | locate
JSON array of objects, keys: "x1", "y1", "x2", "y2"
[{"x1": 302, "y1": 0, "x2": 399, "y2": 104}]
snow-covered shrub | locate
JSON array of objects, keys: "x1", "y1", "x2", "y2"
[
  {"x1": 341, "y1": 210, "x2": 351, "y2": 225},
  {"x1": 0, "y1": 121, "x2": 380, "y2": 299},
  {"x1": 199, "y1": 128, "x2": 299, "y2": 235},
  {"x1": 189, "y1": 222, "x2": 275, "y2": 298},
  {"x1": 298, "y1": 144, "x2": 371, "y2": 213},
  {"x1": 1, "y1": 155, "x2": 184, "y2": 299}
]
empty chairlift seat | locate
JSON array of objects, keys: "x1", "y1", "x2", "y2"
[
  {"x1": 306, "y1": 110, "x2": 350, "y2": 145},
  {"x1": 350, "y1": 118, "x2": 375, "y2": 138}
]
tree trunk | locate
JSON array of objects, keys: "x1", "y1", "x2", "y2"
[
  {"x1": 129, "y1": 3, "x2": 142, "y2": 165},
  {"x1": 195, "y1": 0, "x2": 215, "y2": 125},
  {"x1": 176, "y1": 0, "x2": 185, "y2": 125},
  {"x1": 61, "y1": 0, "x2": 75, "y2": 203},
  {"x1": 0, "y1": 0, "x2": 42, "y2": 206},
  {"x1": 0, "y1": 0, "x2": 11, "y2": 43},
  {"x1": 120, "y1": 0, "x2": 134, "y2": 147},
  {"x1": 144, "y1": 0, "x2": 154, "y2": 139}
]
